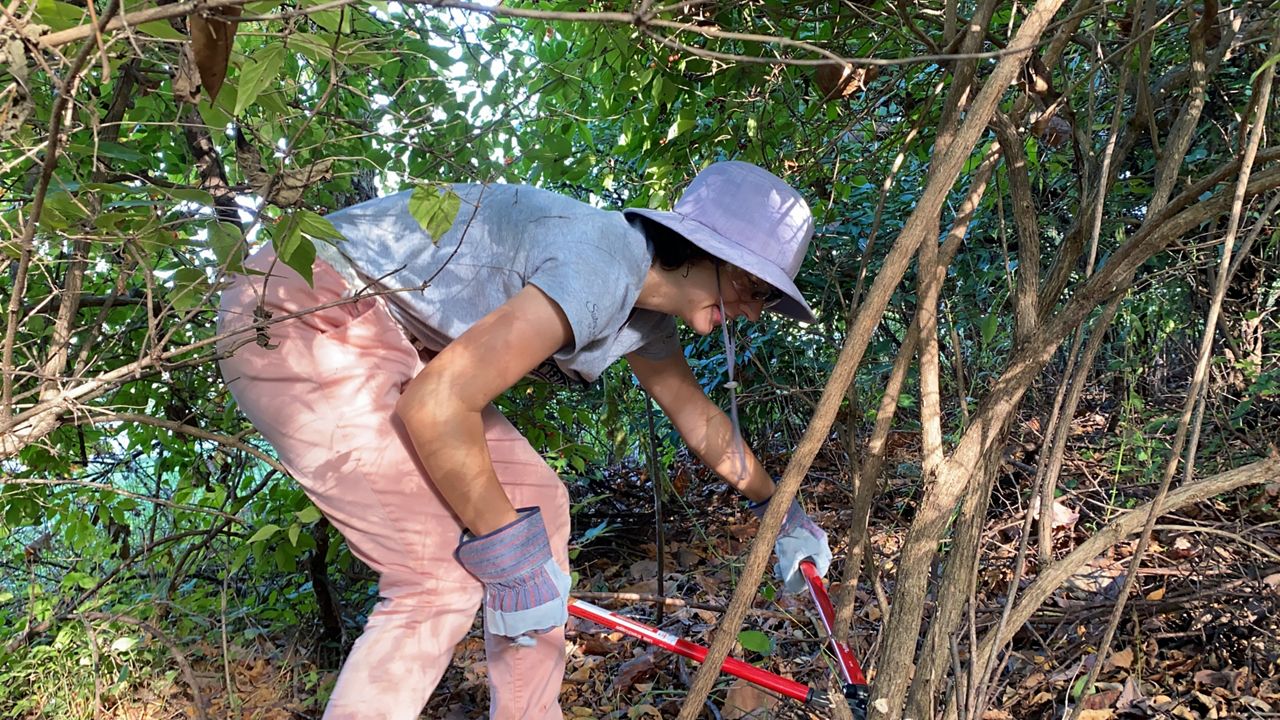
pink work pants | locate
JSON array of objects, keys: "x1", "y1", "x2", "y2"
[{"x1": 216, "y1": 247, "x2": 569, "y2": 719}]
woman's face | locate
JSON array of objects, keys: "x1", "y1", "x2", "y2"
[{"x1": 678, "y1": 261, "x2": 781, "y2": 335}]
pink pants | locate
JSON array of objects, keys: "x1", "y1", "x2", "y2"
[{"x1": 217, "y1": 248, "x2": 569, "y2": 719}]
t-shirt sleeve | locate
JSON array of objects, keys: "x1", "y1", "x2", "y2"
[
  {"x1": 526, "y1": 242, "x2": 636, "y2": 356},
  {"x1": 631, "y1": 315, "x2": 680, "y2": 360}
]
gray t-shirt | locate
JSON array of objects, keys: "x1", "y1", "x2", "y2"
[{"x1": 315, "y1": 183, "x2": 679, "y2": 385}]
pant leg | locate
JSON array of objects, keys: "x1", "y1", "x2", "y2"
[
  {"x1": 216, "y1": 248, "x2": 569, "y2": 719},
  {"x1": 478, "y1": 408, "x2": 570, "y2": 720}
]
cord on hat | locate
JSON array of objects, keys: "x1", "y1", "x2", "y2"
[{"x1": 717, "y1": 282, "x2": 749, "y2": 486}]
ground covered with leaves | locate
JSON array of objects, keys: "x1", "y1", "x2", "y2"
[{"x1": 67, "y1": 417, "x2": 1277, "y2": 720}]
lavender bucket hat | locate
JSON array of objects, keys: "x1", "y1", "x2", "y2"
[{"x1": 624, "y1": 161, "x2": 817, "y2": 324}]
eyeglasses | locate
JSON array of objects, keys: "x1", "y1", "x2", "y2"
[{"x1": 726, "y1": 266, "x2": 785, "y2": 308}]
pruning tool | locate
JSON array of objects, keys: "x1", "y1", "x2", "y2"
[{"x1": 567, "y1": 558, "x2": 869, "y2": 719}]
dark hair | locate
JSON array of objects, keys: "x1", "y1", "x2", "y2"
[{"x1": 634, "y1": 216, "x2": 717, "y2": 271}]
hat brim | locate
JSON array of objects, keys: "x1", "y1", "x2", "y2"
[{"x1": 624, "y1": 208, "x2": 817, "y2": 324}]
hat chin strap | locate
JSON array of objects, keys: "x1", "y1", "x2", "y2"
[{"x1": 717, "y1": 276, "x2": 750, "y2": 487}]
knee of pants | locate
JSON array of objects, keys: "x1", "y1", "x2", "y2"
[{"x1": 377, "y1": 567, "x2": 483, "y2": 610}]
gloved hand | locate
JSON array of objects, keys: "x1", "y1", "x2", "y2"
[
  {"x1": 455, "y1": 507, "x2": 571, "y2": 645},
  {"x1": 749, "y1": 496, "x2": 832, "y2": 594}
]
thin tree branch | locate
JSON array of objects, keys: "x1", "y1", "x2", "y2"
[
  {"x1": 947, "y1": 453, "x2": 1280, "y2": 720},
  {"x1": 39, "y1": 0, "x2": 1069, "y2": 68},
  {"x1": 677, "y1": 1, "x2": 1071, "y2": 715},
  {"x1": 3, "y1": 0, "x2": 122, "y2": 425},
  {"x1": 75, "y1": 612, "x2": 210, "y2": 720},
  {"x1": 1065, "y1": 32, "x2": 1274, "y2": 717},
  {"x1": 1, "y1": 477, "x2": 249, "y2": 524}
]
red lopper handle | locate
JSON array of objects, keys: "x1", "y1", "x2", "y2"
[
  {"x1": 799, "y1": 559, "x2": 868, "y2": 686},
  {"x1": 567, "y1": 599, "x2": 822, "y2": 706}
]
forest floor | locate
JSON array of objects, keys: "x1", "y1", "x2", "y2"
[{"x1": 100, "y1": 413, "x2": 1279, "y2": 720}]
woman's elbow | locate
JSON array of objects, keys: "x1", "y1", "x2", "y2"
[{"x1": 395, "y1": 368, "x2": 474, "y2": 431}]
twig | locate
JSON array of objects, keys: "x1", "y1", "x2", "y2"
[
  {"x1": 1034, "y1": 69, "x2": 1129, "y2": 552},
  {"x1": 1066, "y1": 35, "x2": 1275, "y2": 716},
  {"x1": 569, "y1": 591, "x2": 792, "y2": 621},
  {"x1": 681, "y1": 1, "x2": 1070, "y2": 715},
  {"x1": 943, "y1": 300, "x2": 971, "y2": 428},
  {"x1": 74, "y1": 612, "x2": 211, "y2": 720},
  {"x1": 950, "y1": 632, "x2": 968, "y2": 720},
  {"x1": 79, "y1": 616, "x2": 104, "y2": 720},
  {"x1": 833, "y1": 146, "x2": 1002, "y2": 645},
  {"x1": 41, "y1": 0, "x2": 1068, "y2": 68},
  {"x1": 1153, "y1": 524, "x2": 1280, "y2": 564},
  {"x1": 3, "y1": 0, "x2": 122, "y2": 426},
  {"x1": 950, "y1": 454, "x2": 1280, "y2": 720},
  {"x1": 1, "y1": 477, "x2": 249, "y2": 524}
]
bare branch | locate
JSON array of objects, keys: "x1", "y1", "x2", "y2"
[
  {"x1": 991, "y1": 113, "x2": 1041, "y2": 346},
  {"x1": 677, "y1": 1, "x2": 1073, "y2": 716},
  {"x1": 1066, "y1": 26, "x2": 1274, "y2": 717},
  {"x1": 948, "y1": 453, "x2": 1280, "y2": 720},
  {"x1": 3, "y1": 0, "x2": 122, "y2": 426},
  {"x1": 1, "y1": 477, "x2": 249, "y2": 524},
  {"x1": 37, "y1": 0, "x2": 1068, "y2": 68}
]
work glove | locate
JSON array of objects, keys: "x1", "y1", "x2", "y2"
[
  {"x1": 455, "y1": 507, "x2": 571, "y2": 646},
  {"x1": 749, "y1": 496, "x2": 832, "y2": 594}
]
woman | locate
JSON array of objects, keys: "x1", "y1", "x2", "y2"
[{"x1": 217, "y1": 160, "x2": 832, "y2": 719}]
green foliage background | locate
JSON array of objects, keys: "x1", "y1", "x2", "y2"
[{"x1": 1, "y1": 0, "x2": 1277, "y2": 715}]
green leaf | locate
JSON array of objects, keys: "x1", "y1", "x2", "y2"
[
  {"x1": 255, "y1": 90, "x2": 290, "y2": 116},
  {"x1": 408, "y1": 184, "x2": 462, "y2": 243},
  {"x1": 235, "y1": 45, "x2": 287, "y2": 116},
  {"x1": 273, "y1": 542, "x2": 298, "y2": 572},
  {"x1": 301, "y1": 0, "x2": 347, "y2": 32},
  {"x1": 290, "y1": 33, "x2": 334, "y2": 64},
  {"x1": 136, "y1": 20, "x2": 188, "y2": 40},
  {"x1": 33, "y1": 0, "x2": 86, "y2": 30},
  {"x1": 247, "y1": 523, "x2": 281, "y2": 543},
  {"x1": 163, "y1": 188, "x2": 215, "y2": 206},
  {"x1": 43, "y1": 191, "x2": 88, "y2": 225},
  {"x1": 287, "y1": 523, "x2": 301, "y2": 547},
  {"x1": 737, "y1": 630, "x2": 774, "y2": 655},
  {"x1": 275, "y1": 217, "x2": 316, "y2": 287},
  {"x1": 271, "y1": 213, "x2": 317, "y2": 285},
  {"x1": 167, "y1": 267, "x2": 211, "y2": 312},
  {"x1": 110, "y1": 636, "x2": 140, "y2": 653},
  {"x1": 1230, "y1": 398, "x2": 1253, "y2": 420},
  {"x1": 199, "y1": 87, "x2": 236, "y2": 131},
  {"x1": 244, "y1": 0, "x2": 282, "y2": 12},
  {"x1": 295, "y1": 505, "x2": 322, "y2": 524},
  {"x1": 96, "y1": 141, "x2": 146, "y2": 162},
  {"x1": 275, "y1": 214, "x2": 303, "y2": 259},
  {"x1": 337, "y1": 40, "x2": 382, "y2": 66},
  {"x1": 309, "y1": 8, "x2": 345, "y2": 32},
  {"x1": 209, "y1": 221, "x2": 247, "y2": 273},
  {"x1": 1251, "y1": 51, "x2": 1280, "y2": 85},
  {"x1": 980, "y1": 310, "x2": 999, "y2": 346},
  {"x1": 296, "y1": 209, "x2": 346, "y2": 244},
  {"x1": 666, "y1": 109, "x2": 696, "y2": 141},
  {"x1": 62, "y1": 571, "x2": 96, "y2": 590},
  {"x1": 1070, "y1": 674, "x2": 1091, "y2": 700},
  {"x1": 229, "y1": 544, "x2": 252, "y2": 574}
]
